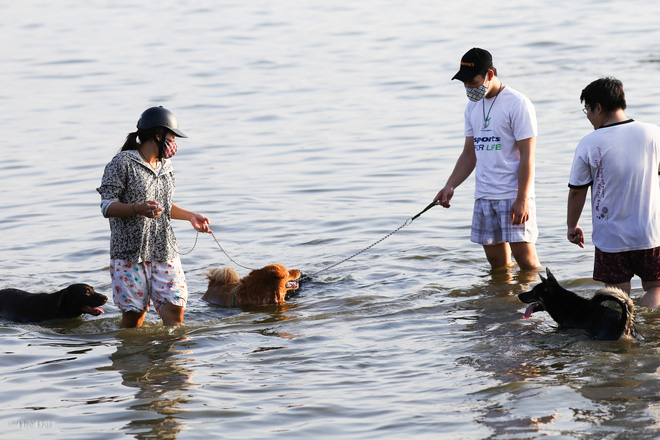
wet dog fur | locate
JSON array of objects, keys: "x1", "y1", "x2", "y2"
[
  {"x1": 202, "y1": 264, "x2": 302, "y2": 307},
  {"x1": 0, "y1": 284, "x2": 107, "y2": 323},
  {"x1": 518, "y1": 268, "x2": 639, "y2": 340}
]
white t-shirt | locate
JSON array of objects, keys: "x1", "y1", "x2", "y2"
[
  {"x1": 465, "y1": 86, "x2": 538, "y2": 200},
  {"x1": 569, "y1": 119, "x2": 660, "y2": 252}
]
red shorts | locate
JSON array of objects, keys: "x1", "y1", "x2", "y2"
[{"x1": 593, "y1": 246, "x2": 660, "y2": 284}]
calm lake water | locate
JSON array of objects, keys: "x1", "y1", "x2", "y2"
[{"x1": 2, "y1": 1, "x2": 660, "y2": 439}]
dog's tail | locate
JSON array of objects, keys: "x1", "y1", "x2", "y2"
[
  {"x1": 206, "y1": 267, "x2": 241, "y2": 286},
  {"x1": 591, "y1": 287, "x2": 636, "y2": 338}
]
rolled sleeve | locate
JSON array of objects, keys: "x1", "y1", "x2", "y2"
[
  {"x1": 97, "y1": 154, "x2": 128, "y2": 217},
  {"x1": 99, "y1": 198, "x2": 118, "y2": 218}
]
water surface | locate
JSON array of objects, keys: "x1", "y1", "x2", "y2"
[{"x1": 2, "y1": 1, "x2": 660, "y2": 438}]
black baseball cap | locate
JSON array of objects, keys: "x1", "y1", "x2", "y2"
[{"x1": 452, "y1": 48, "x2": 493, "y2": 82}]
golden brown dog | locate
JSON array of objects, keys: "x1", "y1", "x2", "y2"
[{"x1": 202, "y1": 264, "x2": 301, "y2": 307}]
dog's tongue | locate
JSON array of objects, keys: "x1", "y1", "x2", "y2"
[
  {"x1": 523, "y1": 304, "x2": 536, "y2": 319},
  {"x1": 82, "y1": 306, "x2": 105, "y2": 316},
  {"x1": 286, "y1": 281, "x2": 299, "y2": 289}
]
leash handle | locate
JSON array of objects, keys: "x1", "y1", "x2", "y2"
[{"x1": 411, "y1": 201, "x2": 437, "y2": 221}]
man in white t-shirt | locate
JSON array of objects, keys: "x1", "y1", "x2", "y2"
[
  {"x1": 434, "y1": 48, "x2": 541, "y2": 270},
  {"x1": 568, "y1": 76, "x2": 660, "y2": 310}
]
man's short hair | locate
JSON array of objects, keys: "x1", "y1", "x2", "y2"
[{"x1": 580, "y1": 77, "x2": 627, "y2": 113}]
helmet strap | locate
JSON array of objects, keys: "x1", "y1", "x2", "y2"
[{"x1": 154, "y1": 129, "x2": 167, "y2": 160}]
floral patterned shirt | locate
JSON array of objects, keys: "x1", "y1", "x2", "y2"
[{"x1": 97, "y1": 150, "x2": 178, "y2": 263}]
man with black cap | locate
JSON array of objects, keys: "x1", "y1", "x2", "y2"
[{"x1": 434, "y1": 48, "x2": 541, "y2": 270}]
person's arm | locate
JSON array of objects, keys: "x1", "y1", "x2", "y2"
[
  {"x1": 106, "y1": 201, "x2": 162, "y2": 218},
  {"x1": 171, "y1": 204, "x2": 212, "y2": 233},
  {"x1": 434, "y1": 136, "x2": 476, "y2": 207},
  {"x1": 567, "y1": 186, "x2": 588, "y2": 248},
  {"x1": 511, "y1": 136, "x2": 536, "y2": 225}
]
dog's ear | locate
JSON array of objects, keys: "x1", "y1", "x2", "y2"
[
  {"x1": 545, "y1": 268, "x2": 559, "y2": 286},
  {"x1": 57, "y1": 285, "x2": 77, "y2": 308}
]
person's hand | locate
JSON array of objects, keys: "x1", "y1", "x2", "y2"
[
  {"x1": 511, "y1": 199, "x2": 530, "y2": 225},
  {"x1": 190, "y1": 213, "x2": 212, "y2": 233},
  {"x1": 434, "y1": 185, "x2": 454, "y2": 208},
  {"x1": 135, "y1": 201, "x2": 162, "y2": 218},
  {"x1": 567, "y1": 226, "x2": 585, "y2": 248}
]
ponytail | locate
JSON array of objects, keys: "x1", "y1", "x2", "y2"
[
  {"x1": 120, "y1": 127, "x2": 165, "y2": 152},
  {"x1": 121, "y1": 131, "x2": 140, "y2": 151}
]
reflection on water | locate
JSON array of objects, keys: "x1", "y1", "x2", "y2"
[
  {"x1": 109, "y1": 328, "x2": 197, "y2": 440},
  {"x1": 486, "y1": 265, "x2": 540, "y2": 292}
]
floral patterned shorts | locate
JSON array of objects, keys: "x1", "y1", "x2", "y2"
[{"x1": 110, "y1": 257, "x2": 188, "y2": 313}]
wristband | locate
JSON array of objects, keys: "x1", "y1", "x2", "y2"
[{"x1": 131, "y1": 203, "x2": 138, "y2": 215}]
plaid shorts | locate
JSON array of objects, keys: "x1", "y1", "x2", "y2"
[
  {"x1": 471, "y1": 198, "x2": 538, "y2": 246},
  {"x1": 594, "y1": 246, "x2": 660, "y2": 284},
  {"x1": 110, "y1": 257, "x2": 188, "y2": 313}
]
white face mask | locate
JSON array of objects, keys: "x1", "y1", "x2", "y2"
[{"x1": 465, "y1": 76, "x2": 490, "y2": 102}]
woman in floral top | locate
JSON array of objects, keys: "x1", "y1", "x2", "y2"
[{"x1": 97, "y1": 106, "x2": 212, "y2": 328}]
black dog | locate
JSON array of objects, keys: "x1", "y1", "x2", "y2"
[
  {"x1": 518, "y1": 268, "x2": 639, "y2": 340},
  {"x1": 0, "y1": 284, "x2": 107, "y2": 323}
]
